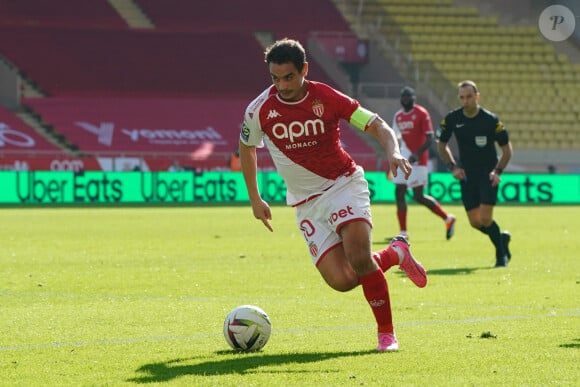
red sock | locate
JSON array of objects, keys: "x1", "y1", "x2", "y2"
[
  {"x1": 397, "y1": 210, "x2": 407, "y2": 232},
  {"x1": 359, "y1": 269, "x2": 393, "y2": 334},
  {"x1": 372, "y1": 247, "x2": 400, "y2": 272},
  {"x1": 431, "y1": 203, "x2": 447, "y2": 220}
]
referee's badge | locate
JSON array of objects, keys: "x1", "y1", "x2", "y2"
[{"x1": 475, "y1": 136, "x2": 487, "y2": 147}]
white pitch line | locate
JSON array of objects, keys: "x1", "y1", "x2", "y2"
[
  {"x1": 0, "y1": 290, "x2": 576, "y2": 313},
  {"x1": 1, "y1": 310, "x2": 578, "y2": 352}
]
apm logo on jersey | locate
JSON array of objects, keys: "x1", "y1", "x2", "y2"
[
  {"x1": 271, "y1": 119, "x2": 324, "y2": 149},
  {"x1": 396, "y1": 120, "x2": 415, "y2": 132}
]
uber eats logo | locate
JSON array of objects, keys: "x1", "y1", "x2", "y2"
[
  {"x1": 12, "y1": 171, "x2": 242, "y2": 204},
  {"x1": 15, "y1": 172, "x2": 123, "y2": 203},
  {"x1": 2, "y1": 171, "x2": 574, "y2": 205}
]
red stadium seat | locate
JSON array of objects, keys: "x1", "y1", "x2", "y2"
[{"x1": 0, "y1": 0, "x2": 379, "y2": 170}]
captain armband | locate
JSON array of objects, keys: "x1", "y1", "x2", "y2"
[{"x1": 349, "y1": 106, "x2": 377, "y2": 131}]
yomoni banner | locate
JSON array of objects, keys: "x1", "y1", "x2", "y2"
[{"x1": 0, "y1": 171, "x2": 578, "y2": 205}]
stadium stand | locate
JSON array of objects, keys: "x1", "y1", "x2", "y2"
[
  {"x1": 0, "y1": 27, "x2": 267, "y2": 97},
  {"x1": 0, "y1": 0, "x2": 379, "y2": 171},
  {"x1": 336, "y1": 0, "x2": 580, "y2": 153},
  {"x1": 0, "y1": 105, "x2": 60, "y2": 151},
  {"x1": 21, "y1": 94, "x2": 377, "y2": 171},
  {"x1": 0, "y1": 0, "x2": 126, "y2": 29},
  {"x1": 0, "y1": 104, "x2": 85, "y2": 170},
  {"x1": 137, "y1": 0, "x2": 351, "y2": 33},
  {"x1": 22, "y1": 96, "x2": 258, "y2": 171}
]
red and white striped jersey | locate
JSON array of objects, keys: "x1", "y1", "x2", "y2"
[{"x1": 241, "y1": 81, "x2": 364, "y2": 205}]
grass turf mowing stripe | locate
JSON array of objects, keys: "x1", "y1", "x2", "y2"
[{"x1": 2, "y1": 310, "x2": 577, "y2": 352}]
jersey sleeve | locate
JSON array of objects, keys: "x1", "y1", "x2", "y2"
[
  {"x1": 438, "y1": 114, "x2": 453, "y2": 142},
  {"x1": 240, "y1": 95, "x2": 266, "y2": 147},
  {"x1": 494, "y1": 117, "x2": 509, "y2": 146},
  {"x1": 391, "y1": 112, "x2": 401, "y2": 138},
  {"x1": 421, "y1": 108, "x2": 434, "y2": 135}
]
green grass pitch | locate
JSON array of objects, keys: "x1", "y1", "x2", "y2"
[{"x1": 1, "y1": 204, "x2": 578, "y2": 385}]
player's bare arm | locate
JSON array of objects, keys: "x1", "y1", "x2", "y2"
[
  {"x1": 490, "y1": 142, "x2": 513, "y2": 187},
  {"x1": 366, "y1": 116, "x2": 412, "y2": 179},
  {"x1": 437, "y1": 140, "x2": 465, "y2": 180},
  {"x1": 410, "y1": 133, "x2": 434, "y2": 164},
  {"x1": 239, "y1": 141, "x2": 273, "y2": 232}
]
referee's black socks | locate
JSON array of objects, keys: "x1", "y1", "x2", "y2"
[{"x1": 479, "y1": 221, "x2": 503, "y2": 256}]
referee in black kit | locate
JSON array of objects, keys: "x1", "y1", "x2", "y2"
[{"x1": 437, "y1": 80, "x2": 513, "y2": 267}]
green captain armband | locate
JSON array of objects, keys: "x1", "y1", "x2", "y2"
[{"x1": 349, "y1": 106, "x2": 376, "y2": 131}]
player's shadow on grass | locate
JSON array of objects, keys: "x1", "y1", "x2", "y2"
[
  {"x1": 391, "y1": 267, "x2": 480, "y2": 281},
  {"x1": 372, "y1": 240, "x2": 486, "y2": 276},
  {"x1": 128, "y1": 350, "x2": 377, "y2": 383},
  {"x1": 423, "y1": 267, "x2": 486, "y2": 276},
  {"x1": 559, "y1": 338, "x2": 580, "y2": 349}
]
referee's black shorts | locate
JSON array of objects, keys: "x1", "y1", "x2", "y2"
[{"x1": 460, "y1": 172, "x2": 498, "y2": 211}]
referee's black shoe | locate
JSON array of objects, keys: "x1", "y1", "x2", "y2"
[
  {"x1": 501, "y1": 231, "x2": 511, "y2": 261},
  {"x1": 495, "y1": 255, "x2": 508, "y2": 267}
]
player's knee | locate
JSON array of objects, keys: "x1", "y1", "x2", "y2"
[
  {"x1": 412, "y1": 193, "x2": 425, "y2": 204},
  {"x1": 469, "y1": 219, "x2": 482, "y2": 229},
  {"x1": 348, "y1": 257, "x2": 376, "y2": 277},
  {"x1": 326, "y1": 275, "x2": 358, "y2": 292},
  {"x1": 333, "y1": 282, "x2": 358, "y2": 292},
  {"x1": 480, "y1": 216, "x2": 493, "y2": 226}
]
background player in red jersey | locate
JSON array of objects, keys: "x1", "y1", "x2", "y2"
[
  {"x1": 239, "y1": 38, "x2": 427, "y2": 352},
  {"x1": 391, "y1": 86, "x2": 456, "y2": 240}
]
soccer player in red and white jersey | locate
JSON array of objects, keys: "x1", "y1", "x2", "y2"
[
  {"x1": 239, "y1": 38, "x2": 427, "y2": 352},
  {"x1": 391, "y1": 87, "x2": 456, "y2": 240}
]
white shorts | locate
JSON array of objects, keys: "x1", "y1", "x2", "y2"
[
  {"x1": 392, "y1": 164, "x2": 428, "y2": 188},
  {"x1": 294, "y1": 166, "x2": 372, "y2": 266}
]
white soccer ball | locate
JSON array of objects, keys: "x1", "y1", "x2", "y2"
[{"x1": 223, "y1": 305, "x2": 271, "y2": 351}]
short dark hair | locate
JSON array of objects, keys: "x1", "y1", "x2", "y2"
[
  {"x1": 264, "y1": 38, "x2": 306, "y2": 73},
  {"x1": 400, "y1": 86, "x2": 415, "y2": 97},
  {"x1": 457, "y1": 80, "x2": 478, "y2": 94}
]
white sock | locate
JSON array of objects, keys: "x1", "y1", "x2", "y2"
[{"x1": 391, "y1": 245, "x2": 404, "y2": 265}]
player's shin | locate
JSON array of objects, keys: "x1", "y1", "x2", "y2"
[{"x1": 360, "y1": 269, "x2": 393, "y2": 334}]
